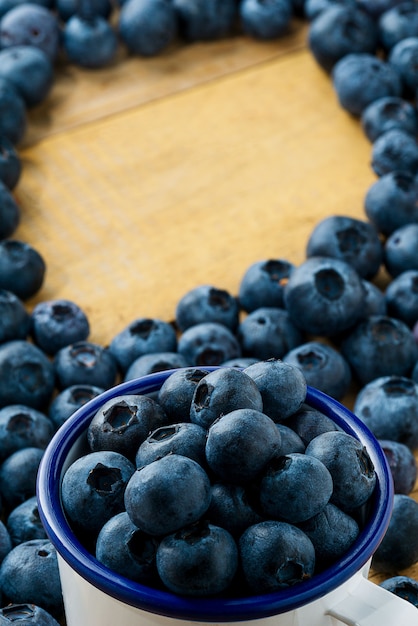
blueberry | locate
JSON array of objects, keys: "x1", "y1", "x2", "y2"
[
  {"x1": 308, "y1": 5, "x2": 378, "y2": 73},
  {"x1": 0, "y1": 138, "x2": 21, "y2": 191},
  {"x1": 0, "y1": 604, "x2": 61, "y2": 625},
  {"x1": 118, "y1": 0, "x2": 177, "y2": 56},
  {"x1": 0, "y1": 447, "x2": 44, "y2": 511},
  {"x1": 378, "y1": 1, "x2": 418, "y2": 51},
  {"x1": 361, "y1": 279, "x2": 387, "y2": 317},
  {"x1": 0, "y1": 340, "x2": 55, "y2": 410},
  {"x1": 305, "y1": 431, "x2": 376, "y2": 512},
  {"x1": 136, "y1": 422, "x2": 207, "y2": 468},
  {"x1": 48, "y1": 384, "x2": 104, "y2": 429},
  {"x1": 0, "y1": 540, "x2": 63, "y2": 617},
  {"x1": 156, "y1": 520, "x2": 238, "y2": 596},
  {"x1": 0, "y1": 521, "x2": 11, "y2": 564},
  {"x1": 54, "y1": 340, "x2": 118, "y2": 390},
  {"x1": 259, "y1": 453, "x2": 333, "y2": 523},
  {"x1": 378, "y1": 440, "x2": 417, "y2": 494},
  {"x1": 157, "y1": 367, "x2": 210, "y2": 424},
  {"x1": 206, "y1": 483, "x2": 262, "y2": 537},
  {"x1": 239, "y1": 0, "x2": 293, "y2": 40},
  {"x1": 354, "y1": 376, "x2": 418, "y2": 449},
  {"x1": 332, "y1": 53, "x2": 402, "y2": 116},
  {"x1": 385, "y1": 270, "x2": 418, "y2": 327},
  {"x1": 380, "y1": 575, "x2": 418, "y2": 607},
  {"x1": 177, "y1": 322, "x2": 241, "y2": 366},
  {"x1": 244, "y1": 359, "x2": 307, "y2": 421},
  {"x1": 189, "y1": 367, "x2": 263, "y2": 429},
  {"x1": 0, "y1": 77, "x2": 27, "y2": 145},
  {"x1": 124, "y1": 454, "x2": 211, "y2": 536},
  {"x1": 61, "y1": 450, "x2": 135, "y2": 536},
  {"x1": 384, "y1": 223, "x2": 418, "y2": 277},
  {"x1": 304, "y1": 0, "x2": 356, "y2": 22},
  {"x1": 6, "y1": 496, "x2": 47, "y2": 546},
  {"x1": 389, "y1": 37, "x2": 418, "y2": 97},
  {"x1": 172, "y1": 0, "x2": 237, "y2": 41},
  {"x1": 285, "y1": 406, "x2": 339, "y2": 446},
  {"x1": 56, "y1": 0, "x2": 112, "y2": 21},
  {"x1": 0, "y1": 4, "x2": 60, "y2": 61},
  {"x1": 0, "y1": 240, "x2": 46, "y2": 300},
  {"x1": 364, "y1": 171, "x2": 418, "y2": 236},
  {"x1": 283, "y1": 256, "x2": 366, "y2": 336},
  {"x1": 276, "y1": 423, "x2": 306, "y2": 455},
  {"x1": 205, "y1": 408, "x2": 281, "y2": 483},
  {"x1": 372, "y1": 494, "x2": 418, "y2": 572},
  {"x1": 361, "y1": 96, "x2": 418, "y2": 142},
  {"x1": 87, "y1": 394, "x2": 168, "y2": 461},
  {"x1": 357, "y1": 0, "x2": 405, "y2": 19},
  {"x1": 306, "y1": 214, "x2": 383, "y2": 279},
  {"x1": 175, "y1": 284, "x2": 239, "y2": 333},
  {"x1": 0, "y1": 45, "x2": 54, "y2": 107},
  {"x1": 0, "y1": 184, "x2": 20, "y2": 239},
  {"x1": 341, "y1": 315, "x2": 418, "y2": 385},
  {"x1": 96, "y1": 512, "x2": 159, "y2": 584},
  {"x1": 30, "y1": 298, "x2": 90, "y2": 356},
  {"x1": 0, "y1": 289, "x2": 30, "y2": 343},
  {"x1": 239, "y1": 520, "x2": 315, "y2": 592},
  {"x1": 221, "y1": 357, "x2": 259, "y2": 368},
  {"x1": 238, "y1": 258, "x2": 294, "y2": 313},
  {"x1": 371, "y1": 129, "x2": 418, "y2": 177},
  {"x1": 0, "y1": 404, "x2": 53, "y2": 461},
  {"x1": 123, "y1": 351, "x2": 190, "y2": 381},
  {"x1": 109, "y1": 317, "x2": 177, "y2": 373},
  {"x1": 238, "y1": 307, "x2": 304, "y2": 360},
  {"x1": 284, "y1": 341, "x2": 351, "y2": 400},
  {"x1": 298, "y1": 503, "x2": 359, "y2": 570},
  {"x1": 63, "y1": 14, "x2": 118, "y2": 69}
]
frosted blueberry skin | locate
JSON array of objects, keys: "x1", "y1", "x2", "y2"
[
  {"x1": 96, "y1": 512, "x2": 160, "y2": 585},
  {"x1": 6, "y1": 496, "x2": 48, "y2": 546},
  {"x1": 0, "y1": 340, "x2": 55, "y2": 410},
  {"x1": 0, "y1": 290, "x2": 30, "y2": 343},
  {"x1": 380, "y1": 575, "x2": 418, "y2": 607},
  {"x1": 175, "y1": 285, "x2": 239, "y2": 333},
  {"x1": 385, "y1": 269, "x2": 418, "y2": 327},
  {"x1": 157, "y1": 367, "x2": 209, "y2": 423},
  {"x1": 124, "y1": 454, "x2": 211, "y2": 536},
  {"x1": 238, "y1": 307, "x2": 304, "y2": 360},
  {"x1": 372, "y1": 494, "x2": 418, "y2": 572},
  {"x1": 156, "y1": 521, "x2": 238, "y2": 596},
  {"x1": 354, "y1": 375, "x2": 418, "y2": 450},
  {"x1": 388, "y1": 37, "x2": 418, "y2": 96},
  {"x1": 238, "y1": 258, "x2": 294, "y2": 313},
  {"x1": 87, "y1": 393, "x2": 168, "y2": 461},
  {"x1": 364, "y1": 171, "x2": 418, "y2": 236},
  {"x1": 206, "y1": 483, "x2": 262, "y2": 537},
  {"x1": 0, "y1": 447, "x2": 44, "y2": 512},
  {"x1": 283, "y1": 256, "x2": 366, "y2": 337},
  {"x1": 308, "y1": 5, "x2": 378, "y2": 73},
  {"x1": 0, "y1": 539, "x2": 63, "y2": 617},
  {"x1": 119, "y1": 0, "x2": 177, "y2": 56},
  {"x1": 0, "y1": 45, "x2": 54, "y2": 107},
  {"x1": 109, "y1": 317, "x2": 177, "y2": 374},
  {"x1": 304, "y1": 0, "x2": 356, "y2": 22},
  {"x1": 30, "y1": 299, "x2": 90, "y2": 356},
  {"x1": 0, "y1": 138, "x2": 21, "y2": 190},
  {"x1": 378, "y1": 1, "x2": 418, "y2": 51},
  {"x1": 378, "y1": 440, "x2": 417, "y2": 495},
  {"x1": 56, "y1": 0, "x2": 112, "y2": 21},
  {"x1": 361, "y1": 96, "x2": 418, "y2": 142},
  {"x1": 357, "y1": 0, "x2": 405, "y2": 18},
  {"x1": 239, "y1": 0, "x2": 293, "y2": 40},
  {"x1": 239, "y1": 520, "x2": 315, "y2": 593},
  {"x1": 54, "y1": 341, "x2": 118, "y2": 390},
  {"x1": 361, "y1": 279, "x2": 387, "y2": 317},
  {"x1": 332, "y1": 53, "x2": 402, "y2": 116},
  {"x1": 0, "y1": 240, "x2": 45, "y2": 300},
  {"x1": 48, "y1": 384, "x2": 104, "y2": 430},
  {"x1": 276, "y1": 423, "x2": 305, "y2": 455},
  {"x1": 0, "y1": 603, "x2": 61, "y2": 625},
  {"x1": 0, "y1": 405, "x2": 53, "y2": 462},
  {"x1": 0, "y1": 77, "x2": 26, "y2": 146},
  {"x1": 172, "y1": 0, "x2": 237, "y2": 41},
  {"x1": 136, "y1": 422, "x2": 207, "y2": 468},
  {"x1": 61, "y1": 450, "x2": 135, "y2": 536},
  {"x1": 0, "y1": 521, "x2": 11, "y2": 564},
  {"x1": 0, "y1": 186, "x2": 20, "y2": 240},
  {"x1": 371, "y1": 129, "x2": 418, "y2": 177},
  {"x1": 384, "y1": 223, "x2": 418, "y2": 277},
  {"x1": 63, "y1": 15, "x2": 118, "y2": 69},
  {"x1": 0, "y1": 4, "x2": 60, "y2": 61},
  {"x1": 189, "y1": 367, "x2": 263, "y2": 429},
  {"x1": 341, "y1": 315, "x2": 418, "y2": 385},
  {"x1": 177, "y1": 322, "x2": 241, "y2": 366},
  {"x1": 285, "y1": 406, "x2": 339, "y2": 446},
  {"x1": 124, "y1": 351, "x2": 190, "y2": 381}
]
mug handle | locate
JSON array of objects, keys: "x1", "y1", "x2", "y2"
[{"x1": 326, "y1": 576, "x2": 418, "y2": 625}]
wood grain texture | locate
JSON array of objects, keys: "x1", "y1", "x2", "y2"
[{"x1": 15, "y1": 18, "x2": 417, "y2": 587}]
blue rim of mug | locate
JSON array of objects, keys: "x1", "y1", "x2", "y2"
[{"x1": 37, "y1": 368, "x2": 394, "y2": 622}]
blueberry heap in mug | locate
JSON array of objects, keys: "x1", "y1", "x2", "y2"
[{"x1": 0, "y1": 0, "x2": 418, "y2": 621}]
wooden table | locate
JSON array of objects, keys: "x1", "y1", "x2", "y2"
[{"x1": 16, "y1": 16, "x2": 417, "y2": 584}]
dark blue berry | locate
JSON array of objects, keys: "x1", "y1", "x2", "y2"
[
  {"x1": 378, "y1": 439, "x2": 417, "y2": 494},
  {"x1": 385, "y1": 269, "x2": 418, "y2": 327},
  {"x1": 0, "y1": 4, "x2": 60, "y2": 61},
  {"x1": 48, "y1": 384, "x2": 104, "y2": 429},
  {"x1": 285, "y1": 406, "x2": 339, "y2": 446},
  {"x1": 0, "y1": 289, "x2": 30, "y2": 343},
  {"x1": 0, "y1": 184, "x2": 20, "y2": 240},
  {"x1": 172, "y1": 0, "x2": 237, "y2": 41},
  {"x1": 30, "y1": 298, "x2": 90, "y2": 355},
  {"x1": 118, "y1": 0, "x2": 177, "y2": 56},
  {"x1": 384, "y1": 223, "x2": 418, "y2": 277},
  {"x1": 237, "y1": 307, "x2": 304, "y2": 359},
  {"x1": 0, "y1": 604, "x2": 61, "y2": 625},
  {"x1": 6, "y1": 496, "x2": 48, "y2": 546},
  {"x1": 389, "y1": 37, "x2": 418, "y2": 97},
  {"x1": 124, "y1": 351, "x2": 190, "y2": 381},
  {"x1": 63, "y1": 14, "x2": 118, "y2": 69},
  {"x1": 54, "y1": 341, "x2": 118, "y2": 390},
  {"x1": 136, "y1": 422, "x2": 207, "y2": 468},
  {"x1": 0, "y1": 404, "x2": 53, "y2": 462},
  {"x1": 380, "y1": 575, "x2": 418, "y2": 607},
  {"x1": 361, "y1": 96, "x2": 418, "y2": 142},
  {"x1": 0, "y1": 240, "x2": 45, "y2": 300},
  {"x1": 206, "y1": 482, "x2": 262, "y2": 537},
  {"x1": 364, "y1": 171, "x2": 418, "y2": 236},
  {"x1": 175, "y1": 284, "x2": 239, "y2": 333},
  {"x1": 372, "y1": 494, "x2": 418, "y2": 572},
  {"x1": 238, "y1": 258, "x2": 294, "y2": 313},
  {"x1": 0, "y1": 521, "x2": 11, "y2": 564},
  {"x1": 239, "y1": 0, "x2": 293, "y2": 40},
  {"x1": 371, "y1": 129, "x2": 418, "y2": 177},
  {"x1": 177, "y1": 322, "x2": 241, "y2": 366},
  {"x1": 157, "y1": 367, "x2": 210, "y2": 424},
  {"x1": 0, "y1": 137, "x2": 21, "y2": 190},
  {"x1": 378, "y1": 1, "x2": 418, "y2": 51},
  {"x1": 0, "y1": 447, "x2": 45, "y2": 511},
  {"x1": 0, "y1": 45, "x2": 54, "y2": 107},
  {"x1": 0, "y1": 77, "x2": 27, "y2": 145},
  {"x1": 304, "y1": 0, "x2": 356, "y2": 21}
]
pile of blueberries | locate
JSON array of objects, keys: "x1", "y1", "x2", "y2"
[{"x1": 0, "y1": 0, "x2": 418, "y2": 622}]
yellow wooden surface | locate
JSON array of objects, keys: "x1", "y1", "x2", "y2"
[{"x1": 14, "y1": 17, "x2": 417, "y2": 585}]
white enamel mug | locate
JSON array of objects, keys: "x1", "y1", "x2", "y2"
[{"x1": 37, "y1": 369, "x2": 418, "y2": 626}]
